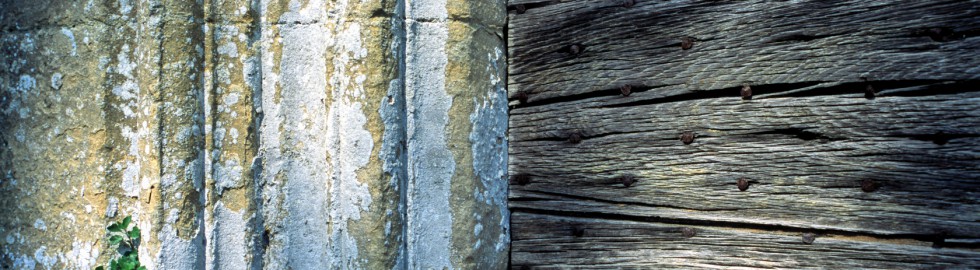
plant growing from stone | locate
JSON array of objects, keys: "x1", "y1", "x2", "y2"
[{"x1": 96, "y1": 216, "x2": 145, "y2": 270}]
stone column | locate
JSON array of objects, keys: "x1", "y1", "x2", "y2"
[
  {"x1": 247, "y1": 0, "x2": 406, "y2": 268},
  {"x1": 202, "y1": 0, "x2": 264, "y2": 269},
  {"x1": 0, "y1": 0, "x2": 119, "y2": 268},
  {"x1": 405, "y1": 0, "x2": 510, "y2": 268},
  {"x1": 0, "y1": 0, "x2": 508, "y2": 269},
  {"x1": 1, "y1": 0, "x2": 209, "y2": 269}
]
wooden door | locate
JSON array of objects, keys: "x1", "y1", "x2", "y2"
[{"x1": 507, "y1": 1, "x2": 980, "y2": 268}]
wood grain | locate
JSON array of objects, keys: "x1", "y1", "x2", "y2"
[
  {"x1": 511, "y1": 91, "x2": 980, "y2": 237},
  {"x1": 507, "y1": 0, "x2": 980, "y2": 103},
  {"x1": 512, "y1": 212, "x2": 980, "y2": 269},
  {"x1": 507, "y1": 0, "x2": 980, "y2": 267}
]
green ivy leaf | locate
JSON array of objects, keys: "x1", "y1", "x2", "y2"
[
  {"x1": 107, "y1": 223, "x2": 122, "y2": 233},
  {"x1": 106, "y1": 216, "x2": 142, "y2": 270},
  {"x1": 96, "y1": 266, "x2": 105, "y2": 270},
  {"x1": 109, "y1": 235, "x2": 123, "y2": 245},
  {"x1": 128, "y1": 226, "x2": 140, "y2": 240},
  {"x1": 118, "y1": 255, "x2": 137, "y2": 270},
  {"x1": 128, "y1": 253, "x2": 141, "y2": 269},
  {"x1": 121, "y1": 216, "x2": 132, "y2": 229}
]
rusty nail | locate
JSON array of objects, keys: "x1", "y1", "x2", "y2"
[
  {"x1": 621, "y1": 174, "x2": 636, "y2": 187},
  {"x1": 568, "y1": 132, "x2": 582, "y2": 144},
  {"x1": 925, "y1": 27, "x2": 954, "y2": 42},
  {"x1": 620, "y1": 84, "x2": 632, "y2": 96},
  {"x1": 623, "y1": 0, "x2": 635, "y2": 8},
  {"x1": 680, "y1": 131, "x2": 695, "y2": 145},
  {"x1": 860, "y1": 77, "x2": 875, "y2": 100},
  {"x1": 933, "y1": 131, "x2": 949, "y2": 145},
  {"x1": 572, "y1": 226, "x2": 585, "y2": 237},
  {"x1": 737, "y1": 177, "x2": 750, "y2": 191},
  {"x1": 861, "y1": 179, "x2": 878, "y2": 192},
  {"x1": 680, "y1": 37, "x2": 695, "y2": 50},
  {"x1": 515, "y1": 4, "x2": 526, "y2": 14},
  {"x1": 741, "y1": 84, "x2": 752, "y2": 100},
  {"x1": 681, "y1": 227, "x2": 697, "y2": 238},
  {"x1": 513, "y1": 173, "x2": 531, "y2": 185},
  {"x1": 568, "y1": 44, "x2": 584, "y2": 55},
  {"x1": 802, "y1": 232, "x2": 817, "y2": 244},
  {"x1": 517, "y1": 91, "x2": 528, "y2": 104}
]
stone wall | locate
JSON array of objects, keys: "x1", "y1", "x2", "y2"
[{"x1": 0, "y1": 0, "x2": 508, "y2": 269}]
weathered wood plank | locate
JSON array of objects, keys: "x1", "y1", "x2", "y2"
[
  {"x1": 506, "y1": 0, "x2": 980, "y2": 267},
  {"x1": 510, "y1": 85, "x2": 980, "y2": 142},
  {"x1": 509, "y1": 92, "x2": 980, "y2": 237},
  {"x1": 507, "y1": 0, "x2": 980, "y2": 102},
  {"x1": 511, "y1": 212, "x2": 980, "y2": 269}
]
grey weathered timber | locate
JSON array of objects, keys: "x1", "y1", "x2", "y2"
[
  {"x1": 508, "y1": 0, "x2": 980, "y2": 101},
  {"x1": 507, "y1": 0, "x2": 980, "y2": 267},
  {"x1": 511, "y1": 212, "x2": 980, "y2": 269},
  {"x1": 510, "y1": 92, "x2": 980, "y2": 236}
]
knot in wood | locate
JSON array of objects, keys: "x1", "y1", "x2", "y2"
[
  {"x1": 681, "y1": 227, "x2": 697, "y2": 238},
  {"x1": 572, "y1": 226, "x2": 586, "y2": 237},
  {"x1": 568, "y1": 132, "x2": 583, "y2": 144},
  {"x1": 861, "y1": 179, "x2": 878, "y2": 192},
  {"x1": 736, "y1": 177, "x2": 750, "y2": 191},
  {"x1": 623, "y1": 0, "x2": 635, "y2": 8},
  {"x1": 680, "y1": 37, "x2": 695, "y2": 50},
  {"x1": 864, "y1": 84, "x2": 876, "y2": 100},
  {"x1": 680, "y1": 131, "x2": 695, "y2": 145},
  {"x1": 621, "y1": 174, "x2": 636, "y2": 187},
  {"x1": 620, "y1": 84, "x2": 632, "y2": 96},
  {"x1": 741, "y1": 84, "x2": 752, "y2": 100},
  {"x1": 802, "y1": 232, "x2": 818, "y2": 244}
]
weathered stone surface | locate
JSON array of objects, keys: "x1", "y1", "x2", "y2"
[
  {"x1": 0, "y1": 22, "x2": 109, "y2": 270},
  {"x1": 252, "y1": 1, "x2": 407, "y2": 268},
  {"x1": 445, "y1": 2, "x2": 509, "y2": 268},
  {"x1": 1, "y1": 0, "x2": 508, "y2": 269},
  {"x1": 1, "y1": 0, "x2": 209, "y2": 268},
  {"x1": 404, "y1": 0, "x2": 509, "y2": 268}
]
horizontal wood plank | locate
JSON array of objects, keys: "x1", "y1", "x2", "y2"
[
  {"x1": 507, "y1": 0, "x2": 980, "y2": 103},
  {"x1": 510, "y1": 85, "x2": 980, "y2": 142},
  {"x1": 509, "y1": 92, "x2": 980, "y2": 237},
  {"x1": 511, "y1": 212, "x2": 980, "y2": 269}
]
